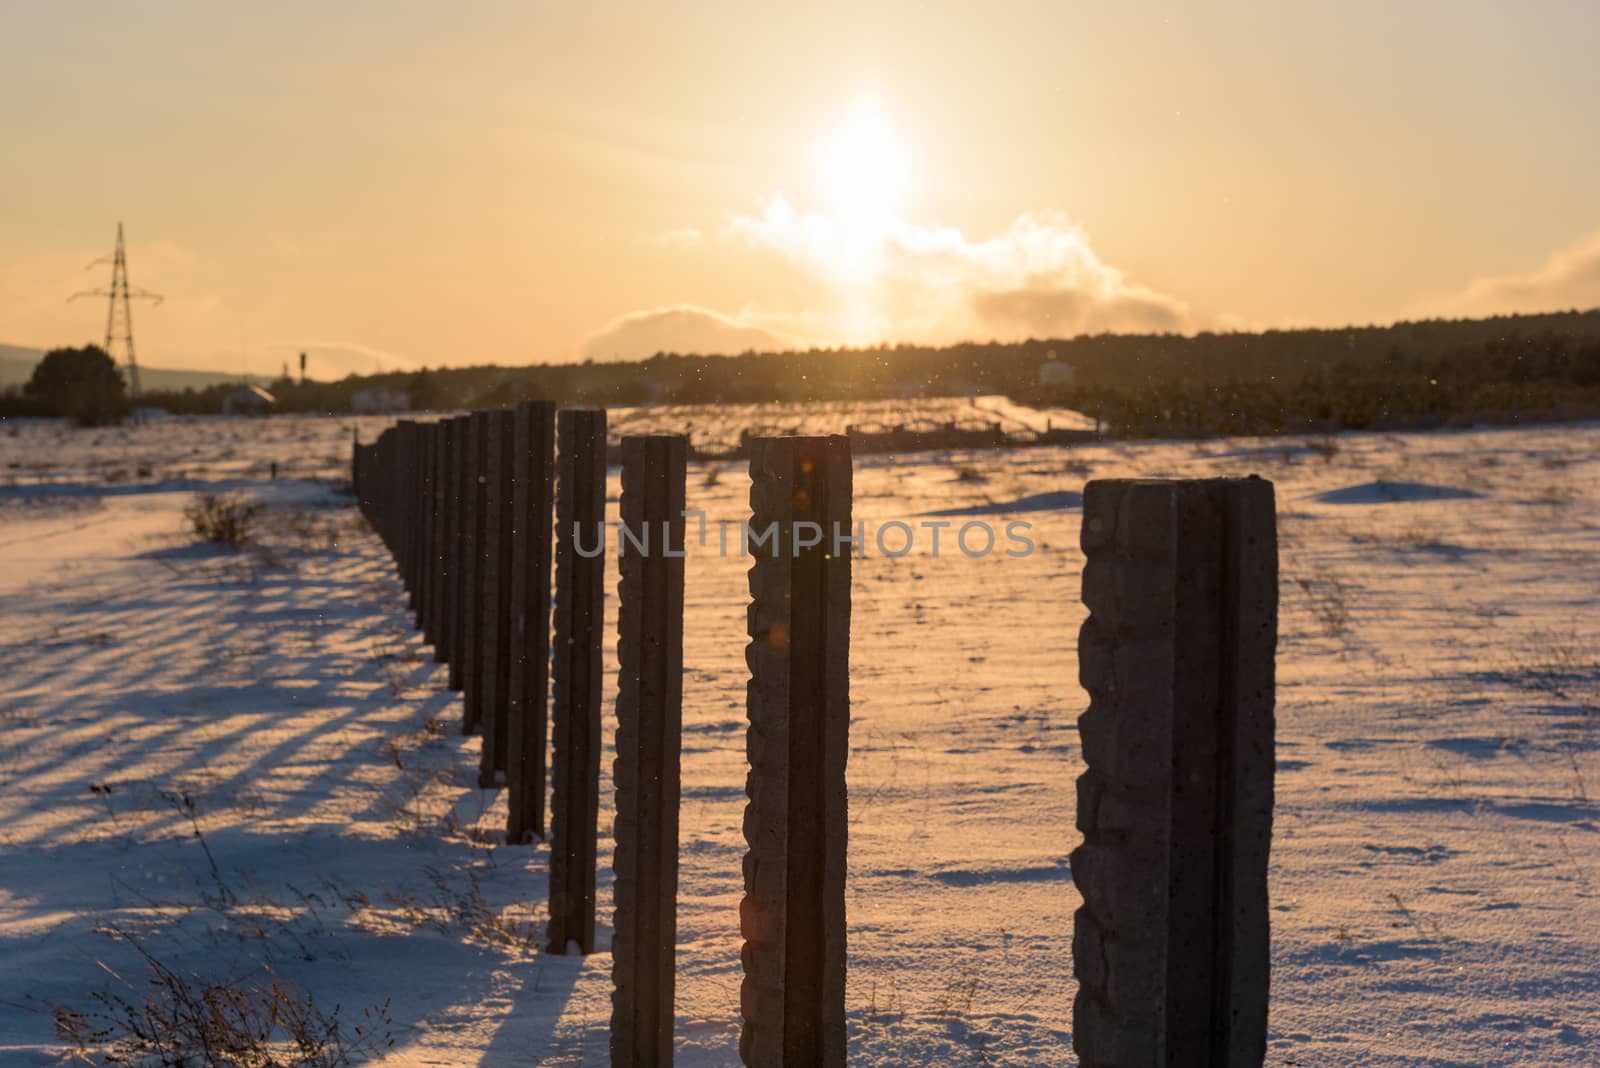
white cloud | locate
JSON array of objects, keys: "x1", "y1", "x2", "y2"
[
  {"x1": 721, "y1": 196, "x2": 1195, "y2": 344},
  {"x1": 1419, "y1": 228, "x2": 1600, "y2": 318},
  {"x1": 580, "y1": 304, "x2": 794, "y2": 361}
]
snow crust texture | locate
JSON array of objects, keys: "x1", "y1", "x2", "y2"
[{"x1": 0, "y1": 413, "x2": 1596, "y2": 1065}]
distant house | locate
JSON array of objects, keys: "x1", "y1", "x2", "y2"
[
  {"x1": 1038, "y1": 360, "x2": 1076, "y2": 387},
  {"x1": 352, "y1": 388, "x2": 410, "y2": 414},
  {"x1": 222, "y1": 385, "x2": 276, "y2": 415}
]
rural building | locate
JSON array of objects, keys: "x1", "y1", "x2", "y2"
[
  {"x1": 1038, "y1": 359, "x2": 1076, "y2": 387},
  {"x1": 352, "y1": 387, "x2": 411, "y2": 413},
  {"x1": 221, "y1": 385, "x2": 276, "y2": 415}
]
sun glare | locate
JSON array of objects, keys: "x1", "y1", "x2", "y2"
[{"x1": 818, "y1": 100, "x2": 910, "y2": 230}]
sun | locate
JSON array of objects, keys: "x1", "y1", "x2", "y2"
[{"x1": 818, "y1": 99, "x2": 910, "y2": 230}]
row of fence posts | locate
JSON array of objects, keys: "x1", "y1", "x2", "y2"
[{"x1": 352, "y1": 406, "x2": 1277, "y2": 1068}]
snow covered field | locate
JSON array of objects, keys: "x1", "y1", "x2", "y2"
[{"x1": 1, "y1": 413, "x2": 1597, "y2": 1065}]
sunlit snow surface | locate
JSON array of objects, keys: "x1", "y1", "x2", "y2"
[{"x1": 0, "y1": 411, "x2": 1596, "y2": 1065}]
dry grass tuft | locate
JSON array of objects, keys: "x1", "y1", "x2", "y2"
[
  {"x1": 48, "y1": 930, "x2": 392, "y2": 1067},
  {"x1": 1498, "y1": 628, "x2": 1598, "y2": 701},
  {"x1": 1295, "y1": 572, "x2": 1352, "y2": 638}
]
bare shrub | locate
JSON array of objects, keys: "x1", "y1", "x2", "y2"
[
  {"x1": 1498, "y1": 628, "x2": 1598, "y2": 701},
  {"x1": 928, "y1": 968, "x2": 981, "y2": 1020},
  {"x1": 186, "y1": 492, "x2": 260, "y2": 547},
  {"x1": 361, "y1": 868, "x2": 539, "y2": 952},
  {"x1": 49, "y1": 933, "x2": 392, "y2": 1067},
  {"x1": 1379, "y1": 524, "x2": 1455, "y2": 551},
  {"x1": 1295, "y1": 573, "x2": 1352, "y2": 638},
  {"x1": 1305, "y1": 437, "x2": 1340, "y2": 463},
  {"x1": 952, "y1": 464, "x2": 988, "y2": 483},
  {"x1": 862, "y1": 975, "x2": 905, "y2": 1027}
]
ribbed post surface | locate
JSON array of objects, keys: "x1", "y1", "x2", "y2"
[
  {"x1": 611, "y1": 434, "x2": 687, "y2": 1067},
  {"x1": 439, "y1": 417, "x2": 460, "y2": 670},
  {"x1": 416, "y1": 423, "x2": 435, "y2": 637},
  {"x1": 397, "y1": 420, "x2": 419, "y2": 607},
  {"x1": 448, "y1": 414, "x2": 471, "y2": 692},
  {"x1": 461, "y1": 411, "x2": 490, "y2": 733},
  {"x1": 428, "y1": 420, "x2": 449, "y2": 658},
  {"x1": 739, "y1": 435, "x2": 851, "y2": 1068},
  {"x1": 548, "y1": 407, "x2": 607, "y2": 955},
  {"x1": 1072, "y1": 477, "x2": 1276, "y2": 1068},
  {"x1": 479, "y1": 410, "x2": 516, "y2": 787},
  {"x1": 507, "y1": 401, "x2": 557, "y2": 844}
]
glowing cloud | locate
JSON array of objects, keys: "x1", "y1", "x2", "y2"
[
  {"x1": 724, "y1": 198, "x2": 1194, "y2": 345},
  {"x1": 1420, "y1": 229, "x2": 1600, "y2": 318},
  {"x1": 585, "y1": 100, "x2": 1199, "y2": 357}
]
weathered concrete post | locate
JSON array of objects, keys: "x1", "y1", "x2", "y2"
[
  {"x1": 461, "y1": 411, "x2": 490, "y2": 733},
  {"x1": 364, "y1": 433, "x2": 383, "y2": 537},
  {"x1": 448, "y1": 414, "x2": 471, "y2": 692},
  {"x1": 409, "y1": 420, "x2": 427, "y2": 613},
  {"x1": 396, "y1": 420, "x2": 419, "y2": 608},
  {"x1": 429, "y1": 420, "x2": 450, "y2": 657},
  {"x1": 1072, "y1": 477, "x2": 1277, "y2": 1068},
  {"x1": 740, "y1": 435, "x2": 852, "y2": 1068},
  {"x1": 416, "y1": 425, "x2": 435, "y2": 637},
  {"x1": 548, "y1": 408, "x2": 607, "y2": 955},
  {"x1": 351, "y1": 429, "x2": 362, "y2": 509},
  {"x1": 611, "y1": 434, "x2": 687, "y2": 1067},
  {"x1": 507, "y1": 400, "x2": 557, "y2": 844},
  {"x1": 435, "y1": 417, "x2": 457, "y2": 664},
  {"x1": 479, "y1": 410, "x2": 516, "y2": 787}
]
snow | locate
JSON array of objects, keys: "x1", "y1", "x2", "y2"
[
  {"x1": 923, "y1": 490, "x2": 1084, "y2": 517},
  {"x1": 1315, "y1": 480, "x2": 1486, "y2": 505},
  {"x1": 1, "y1": 413, "x2": 1597, "y2": 1065}
]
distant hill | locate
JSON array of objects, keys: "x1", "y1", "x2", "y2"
[
  {"x1": 0, "y1": 345, "x2": 266, "y2": 392},
  {"x1": 0, "y1": 345, "x2": 44, "y2": 384}
]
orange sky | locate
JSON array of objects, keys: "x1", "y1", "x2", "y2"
[{"x1": 3, "y1": 3, "x2": 1599, "y2": 376}]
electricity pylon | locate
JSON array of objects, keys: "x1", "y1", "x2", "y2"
[{"x1": 70, "y1": 222, "x2": 163, "y2": 415}]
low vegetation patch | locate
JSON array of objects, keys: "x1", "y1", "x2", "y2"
[
  {"x1": 186, "y1": 492, "x2": 261, "y2": 547},
  {"x1": 48, "y1": 932, "x2": 391, "y2": 1067}
]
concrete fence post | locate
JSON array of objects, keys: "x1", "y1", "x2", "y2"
[
  {"x1": 740, "y1": 435, "x2": 852, "y2": 1068},
  {"x1": 437, "y1": 417, "x2": 458, "y2": 665},
  {"x1": 384, "y1": 426, "x2": 399, "y2": 586},
  {"x1": 611, "y1": 434, "x2": 687, "y2": 1067},
  {"x1": 396, "y1": 420, "x2": 418, "y2": 607},
  {"x1": 1072, "y1": 477, "x2": 1277, "y2": 1068},
  {"x1": 448, "y1": 414, "x2": 471, "y2": 693},
  {"x1": 462, "y1": 411, "x2": 490, "y2": 733},
  {"x1": 429, "y1": 420, "x2": 450, "y2": 657},
  {"x1": 548, "y1": 407, "x2": 607, "y2": 954},
  {"x1": 365, "y1": 435, "x2": 382, "y2": 536},
  {"x1": 480, "y1": 410, "x2": 516, "y2": 787},
  {"x1": 507, "y1": 400, "x2": 557, "y2": 844},
  {"x1": 416, "y1": 423, "x2": 430, "y2": 623},
  {"x1": 351, "y1": 429, "x2": 362, "y2": 508},
  {"x1": 417, "y1": 425, "x2": 435, "y2": 637}
]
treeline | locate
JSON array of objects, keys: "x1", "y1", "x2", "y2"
[
  {"x1": 6, "y1": 309, "x2": 1600, "y2": 437},
  {"x1": 1027, "y1": 326, "x2": 1600, "y2": 437}
]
